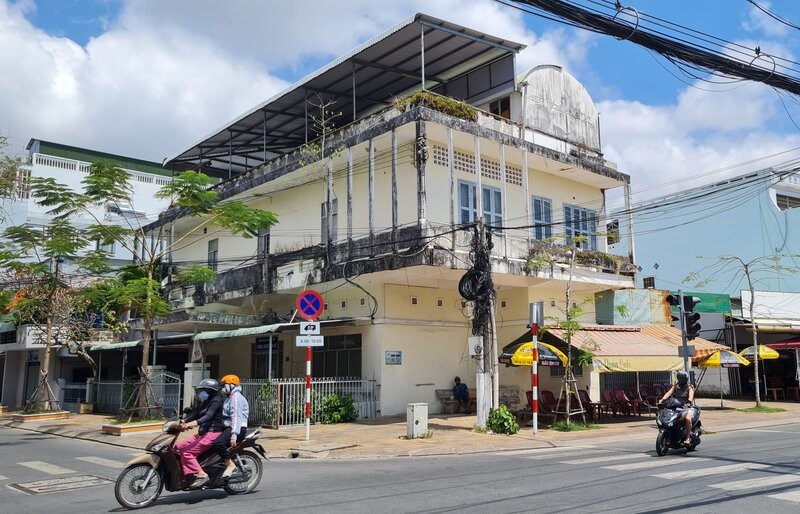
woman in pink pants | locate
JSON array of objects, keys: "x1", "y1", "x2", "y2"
[{"x1": 176, "y1": 378, "x2": 224, "y2": 488}]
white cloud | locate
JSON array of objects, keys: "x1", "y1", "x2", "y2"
[
  {"x1": 2, "y1": 0, "x2": 799, "y2": 214},
  {"x1": 743, "y1": 1, "x2": 789, "y2": 37}
]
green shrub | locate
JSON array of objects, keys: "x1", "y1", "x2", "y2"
[
  {"x1": 319, "y1": 393, "x2": 358, "y2": 424},
  {"x1": 486, "y1": 405, "x2": 519, "y2": 435}
]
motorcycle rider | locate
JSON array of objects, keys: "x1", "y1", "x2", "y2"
[
  {"x1": 176, "y1": 378, "x2": 224, "y2": 488},
  {"x1": 213, "y1": 374, "x2": 250, "y2": 479},
  {"x1": 659, "y1": 370, "x2": 697, "y2": 445}
]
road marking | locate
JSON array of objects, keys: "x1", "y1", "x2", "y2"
[
  {"x1": 0, "y1": 474, "x2": 7, "y2": 480},
  {"x1": 745, "y1": 429, "x2": 800, "y2": 434},
  {"x1": 76, "y1": 456, "x2": 126, "y2": 468},
  {"x1": 769, "y1": 490, "x2": 800, "y2": 503},
  {"x1": 562, "y1": 453, "x2": 645, "y2": 465},
  {"x1": 18, "y1": 461, "x2": 74, "y2": 475},
  {"x1": 709, "y1": 474, "x2": 800, "y2": 491},
  {"x1": 9, "y1": 475, "x2": 113, "y2": 495},
  {"x1": 604, "y1": 457, "x2": 709, "y2": 471},
  {"x1": 653, "y1": 462, "x2": 769, "y2": 480}
]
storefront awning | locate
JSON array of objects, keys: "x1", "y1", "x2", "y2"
[
  {"x1": 767, "y1": 338, "x2": 800, "y2": 350},
  {"x1": 543, "y1": 324, "x2": 723, "y2": 372},
  {"x1": 192, "y1": 318, "x2": 364, "y2": 341},
  {"x1": 90, "y1": 340, "x2": 143, "y2": 351}
]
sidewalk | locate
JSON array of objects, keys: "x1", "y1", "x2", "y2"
[{"x1": 1, "y1": 398, "x2": 797, "y2": 459}]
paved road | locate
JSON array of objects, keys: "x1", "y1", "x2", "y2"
[{"x1": 1, "y1": 424, "x2": 799, "y2": 513}]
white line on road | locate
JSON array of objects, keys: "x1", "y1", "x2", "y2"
[
  {"x1": 709, "y1": 474, "x2": 800, "y2": 491},
  {"x1": 769, "y1": 490, "x2": 800, "y2": 503},
  {"x1": 561, "y1": 453, "x2": 646, "y2": 465},
  {"x1": 18, "y1": 461, "x2": 74, "y2": 475},
  {"x1": 0, "y1": 475, "x2": 7, "y2": 480},
  {"x1": 76, "y1": 456, "x2": 126, "y2": 468},
  {"x1": 745, "y1": 429, "x2": 800, "y2": 434},
  {"x1": 653, "y1": 462, "x2": 769, "y2": 480},
  {"x1": 604, "y1": 457, "x2": 709, "y2": 471}
]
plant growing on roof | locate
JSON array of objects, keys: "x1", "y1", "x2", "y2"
[{"x1": 394, "y1": 91, "x2": 478, "y2": 121}]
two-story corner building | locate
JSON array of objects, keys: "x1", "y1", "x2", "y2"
[
  {"x1": 146, "y1": 14, "x2": 637, "y2": 417},
  {"x1": 0, "y1": 139, "x2": 175, "y2": 411}
]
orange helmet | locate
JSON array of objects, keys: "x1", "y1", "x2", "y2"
[{"x1": 220, "y1": 374, "x2": 240, "y2": 387}]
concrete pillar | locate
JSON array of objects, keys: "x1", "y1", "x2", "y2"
[{"x1": 183, "y1": 362, "x2": 210, "y2": 411}]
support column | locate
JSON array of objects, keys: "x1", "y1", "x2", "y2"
[
  {"x1": 416, "y1": 120, "x2": 427, "y2": 228},
  {"x1": 347, "y1": 147, "x2": 353, "y2": 246},
  {"x1": 391, "y1": 128, "x2": 398, "y2": 233},
  {"x1": 368, "y1": 139, "x2": 375, "y2": 240}
]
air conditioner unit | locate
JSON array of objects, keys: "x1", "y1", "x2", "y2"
[{"x1": 468, "y1": 336, "x2": 483, "y2": 357}]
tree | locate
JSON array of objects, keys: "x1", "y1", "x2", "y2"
[
  {"x1": 685, "y1": 254, "x2": 798, "y2": 407},
  {"x1": 0, "y1": 207, "x2": 111, "y2": 410},
  {"x1": 5, "y1": 160, "x2": 278, "y2": 417},
  {"x1": 0, "y1": 134, "x2": 24, "y2": 216}
]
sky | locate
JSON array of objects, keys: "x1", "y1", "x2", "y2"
[{"x1": 3, "y1": 0, "x2": 800, "y2": 204}]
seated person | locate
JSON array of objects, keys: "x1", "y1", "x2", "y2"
[{"x1": 452, "y1": 376, "x2": 471, "y2": 413}]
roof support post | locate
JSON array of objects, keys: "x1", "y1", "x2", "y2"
[
  {"x1": 228, "y1": 130, "x2": 233, "y2": 179},
  {"x1": 391, "y1": 128, "x2": 398, "y2": 233},
  {"x1": 352, "y1": 61, "x2": 357, "y2": 121},
  {"x1": 523, "y1": 149, "x2": 531, "y2": 249},
  {"x1": 448, "y1": 127, "x2": 455, "y2": 252},
  {"x1": 262, "y1": 111, "x2": 267, "y2": 164},
  {"x1": 347, "y1": 146, "x2": 353, "y2": 249},
  {"x1": 416, "y1": 120, "x2": 427, "y2": 228},
  {"x1": 420, "y1": 22, "x2": 426, "y2": 90},
  {"x1": 369, "y1": 138, "x2": 375, "y2": 241},
  {"x1": 500, "y1": 142, "x2": 507, "y2": 260},
  {"x1": 475, "y1": 136, "x2": 482, "y2": 218}
]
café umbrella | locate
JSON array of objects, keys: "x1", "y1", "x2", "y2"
[
  {"x1": 696, "y1": 350, "x2": 750, "y2": 408},
  {"x1": 738, "y1": 345, "x2": 780, "y2": 361},
  {"x1": 499, "y1": 341, "x2": 568, "y2": 367}
]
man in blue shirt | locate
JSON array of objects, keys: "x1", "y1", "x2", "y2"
[{"x1": 452, "y1": 376, "x2": 470, "y2": 413}]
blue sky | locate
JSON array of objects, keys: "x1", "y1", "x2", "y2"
[{"x1": 3, "y1": 0, "x2": 800, "y2": 202}]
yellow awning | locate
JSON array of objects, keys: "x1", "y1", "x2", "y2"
[{"x1": 592, "y1": 355, "x2": 684, "y2": 373}]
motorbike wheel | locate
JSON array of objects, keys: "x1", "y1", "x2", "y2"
[
  {"x1": 115, "y1": 464, "x2": 163, "y2": 510},
  {"x1": 223, "y1": 450, "x2": 263, "y2": 495},
  {"x1": 656, "y1": 432, "x2": 669, "y2": 456}
]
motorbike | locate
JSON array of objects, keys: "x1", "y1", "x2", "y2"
[
  {"x1": 114, "y1": 413, "x2": 267, "y2": 510},
  {"x1": 655, "y1": 397, "x2": 702, "y2": 456}
]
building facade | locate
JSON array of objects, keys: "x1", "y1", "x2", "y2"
[{"x1": 144, "y1": 14, "x2": 636, "y2": 416}]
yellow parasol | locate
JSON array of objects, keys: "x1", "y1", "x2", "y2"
[
  {"x1": 499, "y1": 341, "x2": 568, "y2": 367},
  {"x1": 698, "y1": 350, "x2": 751, "y2": 368},
  {"x1": 738, "y1": 345, "x2": 780, "y2": 361}
]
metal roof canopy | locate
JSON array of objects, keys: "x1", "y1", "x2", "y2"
[{"x1": 165, "y1": 13, "x2": 525, "y2": 179}]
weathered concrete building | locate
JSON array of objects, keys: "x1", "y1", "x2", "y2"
[{"x1": 145, "y1": 14, "x2": 636, "y2": 416}]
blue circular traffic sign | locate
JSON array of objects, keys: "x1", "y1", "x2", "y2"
[{"x1": 296, "y1": 289, "x2": 324, "y2": 321}]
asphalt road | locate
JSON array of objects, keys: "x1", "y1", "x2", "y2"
[{"x1": 1, "y1": 424, "x2": 799, "y2": 513}]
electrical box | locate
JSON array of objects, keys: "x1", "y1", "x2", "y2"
[
  {"x1": 468, "y1": 336, "x2": 483, "y2": 357},
  {"x1": 406, "y1": 402, "x2": 428, "y2": 438}
]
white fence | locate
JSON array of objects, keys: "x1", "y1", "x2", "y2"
[
  {"x1": 94, "y1": 371, "x2": 182, "y2": 416},
  {"x1": 241, "y1": 377, "x2": 378, "y2": 428}
]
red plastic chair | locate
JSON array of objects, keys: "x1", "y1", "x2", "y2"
[
  {"x1": 540, "y1": 390, "x2": 559, "y2": 413},
  {"x1": 612, "y1": 389, "x2": 637, "y2": 416},
  {"x1": 577, "y1": 389, "x2": 598, "y2": 420},
  {"x1": 600, "y1": 389, "x2": 617, "y2": 416}
]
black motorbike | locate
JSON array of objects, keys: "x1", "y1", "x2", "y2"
[
  {"x1": 114, "y1": 412, "x2": 267, "y2": 509},
  {"x1": 655, "y1": 397, "x2": 702, "y2": 456}
]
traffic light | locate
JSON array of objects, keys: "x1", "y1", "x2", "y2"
[
  {"x1": 683, "y1": 296, "x2": 701, "y2": 340},
  {"x1": 665, "y1": 294, "x2": 680, "y2": 323}
]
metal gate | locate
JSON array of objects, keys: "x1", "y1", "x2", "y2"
[{"x1": 241, "y1": 377, "x2": 377, "y2": 428}]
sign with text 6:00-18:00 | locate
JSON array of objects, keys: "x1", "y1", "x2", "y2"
[{"x1": 296, "y1": 335, "x2": 324, "y2": 347}]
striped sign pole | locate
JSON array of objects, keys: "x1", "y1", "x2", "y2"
[
  {"x1": 529, "y1": 301, "x2": 543, "y2": 436},
  {"x1": 532, "y1": 322, "x2": 539, "y2": 436},
  {"x1": 305, "y1": 345, "x2": 312, "y2": 441}
]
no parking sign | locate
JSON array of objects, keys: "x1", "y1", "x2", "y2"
[{"x1": 295, "y1": 289, "x2": 324, "y2": 321}]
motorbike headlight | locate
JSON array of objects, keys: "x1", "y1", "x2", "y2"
[
  {"x1": 667, "y1": 421, "x2": 673, "y2": 427},
  {"x1": 150, "y1": 442, "x2": 166, "y2": 453}
]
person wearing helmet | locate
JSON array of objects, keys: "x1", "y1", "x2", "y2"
[
  {"x1": 213, "y1": 374, "x2": 250, "y2": 478},
  {"x1": 176, "y1": 378, "x2": 224, "y2": 488},
  {"x1": 659, "y1": 370, "x2": 698, "y2": 445}
]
